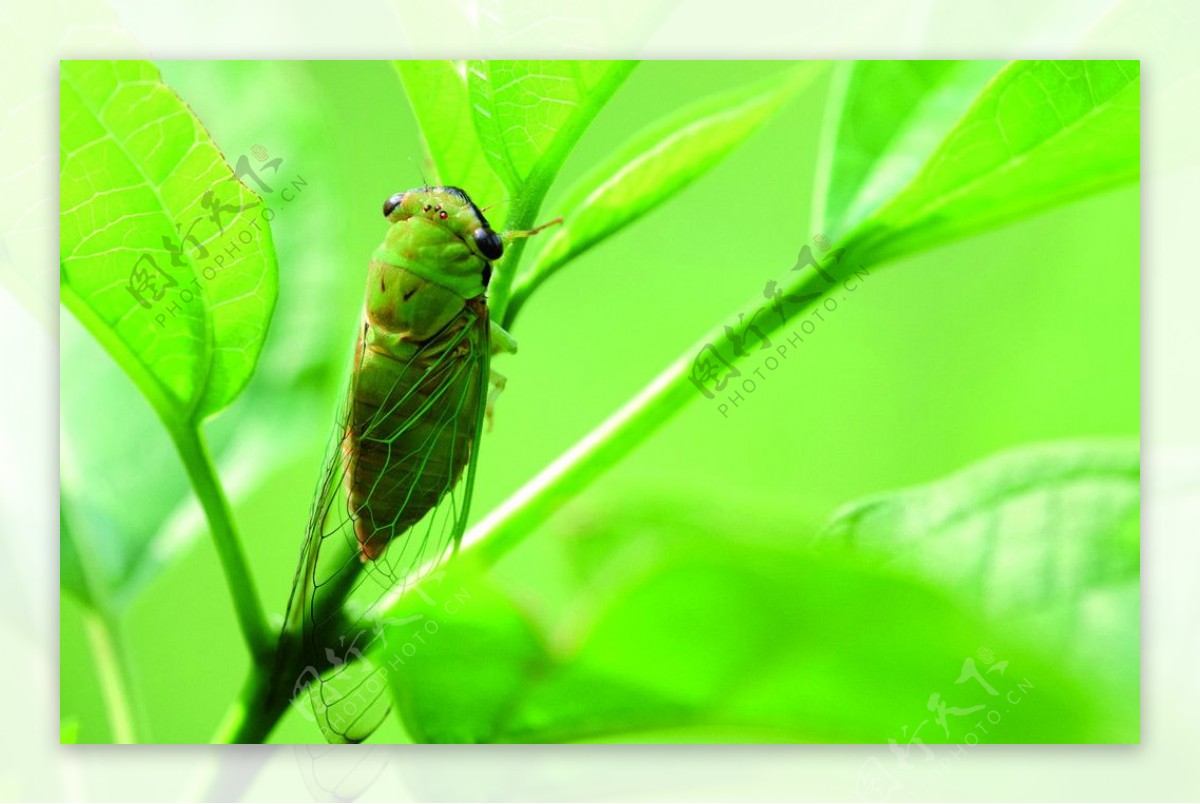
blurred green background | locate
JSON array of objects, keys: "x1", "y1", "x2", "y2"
[{"x1": 59, "y1": 61, "x2": 1138, "y2": 744}]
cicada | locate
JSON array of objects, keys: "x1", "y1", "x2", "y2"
[{"x1": 277, "y1": 186, "x2": 554, "y2": 743}]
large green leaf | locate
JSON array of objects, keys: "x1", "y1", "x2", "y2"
[
  {"x1": 60, "y1": 62, "x2": 333, "y2": 613},
  {"x1": 846, "y1": 60, "x2": 1140, "y2": 264},
  {"x1": 395, "y1": 61, "x2": 506, "y2": 215},
  {"x1": 508, "y1": 63, "x2": 822, "y2": 323},
  {"x1": 813, "y1": 60, "x2": 1001, "y2": 241},
  {"x1": 821, "y1": 439, "x2": 1139, "y2": 706},
  {"x1": 60, "y1": 59, "x2": 278, "y2": 424},
  {"x1": 463, "y1": 60, "x2": 637, "y2": 320},
  {"x1": 467, "y1": 60, "x2": 637, "y2": 204}
]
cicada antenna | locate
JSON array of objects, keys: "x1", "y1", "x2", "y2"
[
  {"x1": 408, "y1": 156, "x2": 431, "y2": 189},
  {"x1": 505, "y1": 217, "x2": 563, "y2": 240},
  {"x1": 480, "y1": 196, "x2": 510, "y2": 214}
]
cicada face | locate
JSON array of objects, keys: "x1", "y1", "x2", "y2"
[{"x1": 376, "y1": 186, "x2": 503, "y2": 299}]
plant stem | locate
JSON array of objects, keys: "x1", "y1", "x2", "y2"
[
  {"x1": 65, "y1": 283, "x2": 274, "y2": 691},
  {"x1": 64, "y1": 498, "x2": 151, "y2": 743},
  {"x1": 82, "y1": 608, "x2": 143, "y2": 743},
  {"x1": 169, "y1": 423, "x2": 273, "y2": 668},
  {"x1": 488, "y1": 194, "x2": 541, "y2": 328},
  {"x1": 460, "y1": 263, "x2": 835, "y2": 567},
  {"x1": 211, "y1": 671, "x2": 286, "y2": 744}
]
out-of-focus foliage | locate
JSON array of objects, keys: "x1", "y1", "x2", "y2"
[{"x1": 383, "y1": 440, "x2": 1136, "y2": 743}]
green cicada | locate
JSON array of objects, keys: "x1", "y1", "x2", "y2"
[{"x1": 277, "y1": 186, "x2": 555, "y2": 743}]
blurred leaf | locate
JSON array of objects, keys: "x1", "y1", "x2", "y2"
[
  {"x1": 60, "y1": 59, "x2": 278, "y2": 425},
  {"x1": 395, "y1": 61, "x2": 507, "y2": 216},
  {"x1": 386, "y1": 527, "x2": 1101, "y2": 743},
  {"x1": 846, "y1": 60, "x2": 1140, "y2": 264},
  {"x1": 814, "y1": 60, "x2": 1001, "y2": 241},
  {"x1": 383, "y1": 561, "x2": 547, "y2": 744},
  {"x1": 60, "y1": 315, "x2": 193, "y2": 608},
  {"x1": 467, "y1": 60, "x2": 637, "y2": 204},
  {"x1": 511, "y1": 63, "x2": 822, "y2": 319},
  {"x1": 821, "y1": 439, "x2": 1139, "y2": 710},
  {"x1": 60, "y1": 718, "x2": 81, "y2": 744},
  {"x1": 59, "y1": 498, "x2": 92, "y2": 608}
]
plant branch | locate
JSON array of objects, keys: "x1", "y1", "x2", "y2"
[
  {"x1": 64, "y1": 281, "x2": 273, "y2": 668},
  {"x1": 459, "y1": 260, "x2": 839, "y2": 566},
  {"x1": 168, "y1": 423, "x2": 273, "y2": 668},
  {"x1": 210, "y1": 670, "x2": 286, "y2": 744},
  {"x1": 63, "y1": 498, "x2": 150, "y2": 743},
  {"x1": 82, "y1": 608, "x2": 143, "y2": 743}
]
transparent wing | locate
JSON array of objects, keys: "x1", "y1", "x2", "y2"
[{"x1": 279, "y1": 304, "x2": 490, "y2": 743}]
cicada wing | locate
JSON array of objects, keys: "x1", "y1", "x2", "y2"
[{"x1": 280, "y1": 305, "x2": 490, "y2": 743}]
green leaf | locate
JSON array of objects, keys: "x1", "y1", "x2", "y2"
[
  {"x1": 813, "y1": 60, "x2": 1002, "y2": 241},
  {"x1": 60, "y1": 59, "x2": 279, "y2": 425},
  {"x1": 395, "y1": 61, "x2": 506, "y2": 215},
  {"x1": 509, "y1": 63, "x2": 822, "y2": 322},
  {"x1": 386, "y1": 520, "x2": 1102, "y2": 743},
  {"x1": 846, "y1": 60, "x2": 1140, "y2": 264},
  {"x1": 467, "y1": 60, "x2": 637, "y2": 204},
  {"x1": 61, "y1": 62, "x2": 343, "y2": 612},
  {"x1": 821, "y1": 439, "x2": 1139, "y2": 710},
  {"x1": 464, "y1": 60, "x2": 637, "y2": 322},
  {"x1": 60, "y1": 61, "x2": 274, "y2": 662}
]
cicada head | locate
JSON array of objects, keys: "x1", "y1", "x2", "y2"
[{"x1": 375, "y1": 186, "x2": 502, "y2": 299}]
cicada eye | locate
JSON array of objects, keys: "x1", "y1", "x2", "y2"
[
  {"x1": 382, "y1": 193, "x2": 405, "y2": 218},
  {"x1": 473, "y1": 227, "x2": 504, "y2": 260}
]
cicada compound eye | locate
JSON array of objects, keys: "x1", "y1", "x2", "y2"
[
  {"x1": 473, "y1": 227, "x2": 504, "y2": 260},
  {"x1": 382, "y1": 193, "x2": 405, "y2": 218}
]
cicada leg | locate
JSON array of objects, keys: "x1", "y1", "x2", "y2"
[{"x1": 487, "y1": 320, "x2": 517, "y2": 431}]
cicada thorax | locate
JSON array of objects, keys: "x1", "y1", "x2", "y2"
[{"x1": 343, "y1": 289, "x2": 487, "y2": 562}]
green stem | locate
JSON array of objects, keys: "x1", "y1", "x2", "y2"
[
  {"x1": 64, "y1": 498, "x2": 150, "y2": 742},
  {"x1": 82, "y1": 608, "x2": 143, "y2": 743},
  {"x1": 168, "y1": 423, "x2": 273, "y2": 668},
  {"x1": 462, "y1": 264, "x2": 834, "y2": 567},
  {"x1": 62, "y1": 283, "x2": 273, "y2": 667},
  {"x1": 488, "y1": 195, "x2": 540, "y2": 327},
  {"x1": 210, "y1": 671, "x2": 286, "y2": 744}
]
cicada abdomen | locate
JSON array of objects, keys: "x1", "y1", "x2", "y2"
[{"x1": 344, "y1": 296, "x2": 486, "y2": 561}]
